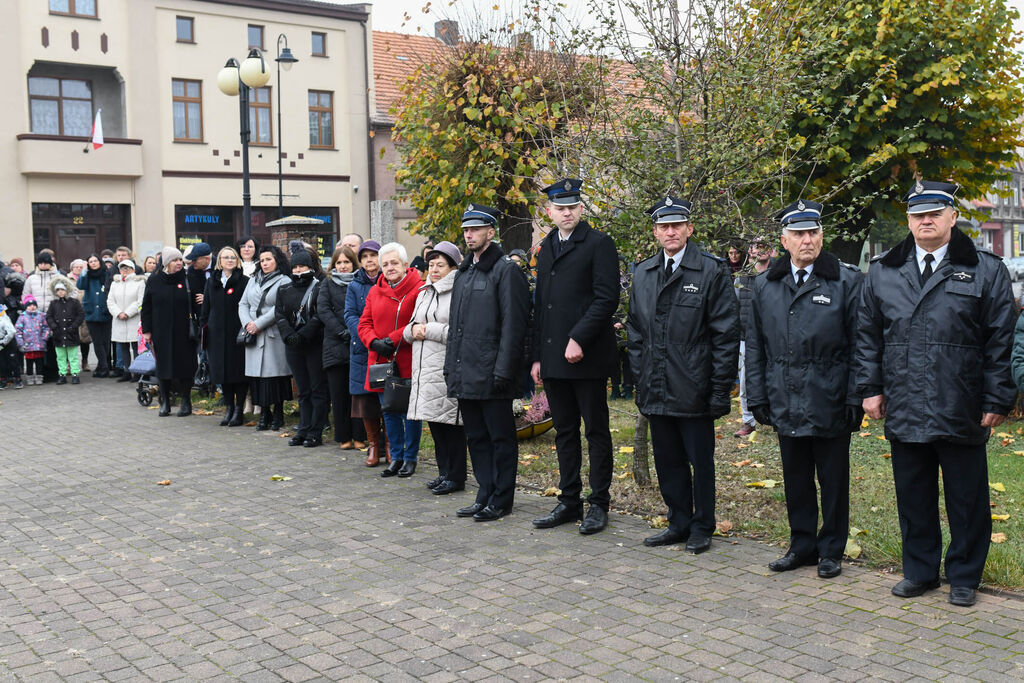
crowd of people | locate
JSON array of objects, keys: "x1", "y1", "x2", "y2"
[{"x1": 1, "y1": 176, "x2": 1018, "y2": 609}]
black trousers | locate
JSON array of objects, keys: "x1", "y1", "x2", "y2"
[
  {"x1": 430, "y1": 421, "x2": 467, "y2": 483},
  {"x1": 648, "y1": 415, "x2": 716, "y2": 538},
  {"x1": 86, "y1": 320, "x2": 111, "y2": 373},
  {"x1": 777, "y1": 434, "x2": 850, "y2": 561},
  {"x1": 285, "y1": 345, "x2": 328, "y2": 439},
  {"x1": 612, "y1": 347, "x2": 632, "y2": 391},
  {"x1": 461, "y1": 399, "x2": 517, "y2": 511},
  {"x1": 544, "y1": 378, "x2": 614, "y2": 510},
  {"x1": 325, "y1": 364, "x2": 365, "y2": 443},
  {"x1": 890, "y1": 439, "x2": 991, "y2": 588}
]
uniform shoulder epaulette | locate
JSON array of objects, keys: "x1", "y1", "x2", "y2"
[
  {"x1": 869, "y1": 250, "x2": 889, "y2": 263},
  {"x1": 839, "y1": 260, "x2": 861, "y2": 271},
  {"x1": 702, "y1": 251, "x2": 725, "y2": 263},
  {"x1": 976, "y1": 247, "x2": 999, "y2": 259}
]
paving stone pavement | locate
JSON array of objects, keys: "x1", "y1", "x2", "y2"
[{"x1": 3, "y1": 379, "x2": 1024, "y2": 682}]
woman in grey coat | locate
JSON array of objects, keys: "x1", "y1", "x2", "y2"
[
  {"x1": 239, "y1": 245, "x2": 291, "y2": 430},
  {"x1": 403, "y1": 242, "x2": 466, "y2": 495}
]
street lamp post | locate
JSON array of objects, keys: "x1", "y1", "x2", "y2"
[
  {"x1": 274, "y1": 35, "x2": 298, "y2": 219},
  {"x1": 217, "y1": 49, "x2": 272, "y2": 236}
]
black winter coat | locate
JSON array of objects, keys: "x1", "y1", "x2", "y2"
[
  {"x1": 275, "y1": 273, "x2": 325, "y2": 349},
  {"x1": 185, "y1": 266, "x2": 209, "y2": 322},
  {"x1": 45, "y1": 296, "x2": 85, "y2": 347},
  {"x1": 532, "y1": 221, "x2": 619, "y2": 379},
  {"x1": 199, "y1": 270, "x2": 249, "y2": 385},
  {"x1": 745, "y1": 251, "x2": 862, "y2": 437},
  {"x1": 445, "y1": 243, "x2": 530, "y2": 400},
  {"x1": 317, "y1": 273, "x2": 352, "y2": 370},
  {"x1": 141, "y1": 269, "x2": 198, "y2": 382},
  {"x1": 856, "y1": 229, "x2": 1016, "y2": 445},
  {"x1": 626, "y1": 242, "x2": 740, "y2": 418}
]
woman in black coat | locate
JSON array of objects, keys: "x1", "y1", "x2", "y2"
[
  {"x1": 199, "y1": 246, "x2": 250, "y2": 426},
  {"x1": 318, "y1": 246, "x2": 366, "y2": 449},
  {"x1": 141, "y1": 247, "x2": 198, "y2": 417}
]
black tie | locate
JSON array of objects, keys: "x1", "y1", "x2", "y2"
[
  {"x1": 664, "y1": 258, "x2": 674, "y2": 280},
  {"x1": 796, "y1": 269, "x2": 806, "y2": 288},
  {"x1": 921, "y1": 253, "x2": 935, "y2": 286}
]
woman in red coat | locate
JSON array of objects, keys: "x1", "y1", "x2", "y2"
[{"x1": 358, "y1": 242, "x2": 423, "y2": 478}]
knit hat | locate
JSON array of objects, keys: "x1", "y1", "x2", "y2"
[
  {"x1": 357, "y1": 240, "x2": 381, "y2": 258},
  {"x1": 290, "y1": 250, "x2": 313, "y2": 268},
  {"x1": 425, "y1": 241, "x2": 463, "y2": 267},
  {"x1": 23, "y1": 295, "x2": 37, "y2": 307},
  {"x1": 70, "y1": 258, "x2": 86, "y2": 271},
  {"x1": 54, "y1": 281, "x2": 68, "y2": 292},
  {"x1": 35, "y1": 251, "x2": 53, "y2": 266},
  {"x1": 10, "y1": 257, "x2": 23, "y2": 269},
  {"x1": 161, "y1": 246, "x2": 183, "y2": 264}
]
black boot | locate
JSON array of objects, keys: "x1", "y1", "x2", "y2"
[
  {"x1": 177, "y1": 391, "x2": 192, "y2": 417},
  {"x1": 158, "y1": 382, "x2": 172, "y2": 417},
  {"x1": 229, "y1": 399, "x2": 246, "y2": 426},
  {"x1": 220, "y1": 406, "x2": 233, "y2": 426},
  {"x1": 257, "y1": 407, "x2": 271, "y2": 431},
  {"x1": 271, "y1": 403, "x2": 284, "y2": 430}
]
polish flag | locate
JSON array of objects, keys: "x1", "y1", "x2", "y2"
[{"x1": 91, "y1": 109, "x2": 104, "y2": 150}]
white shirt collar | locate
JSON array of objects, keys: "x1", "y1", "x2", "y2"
[
  {"x1": 791, "y1": 261, "x2": 813, "y2": 284},
  {"x1": 664, "y1": 246, "x2": 686, "y2": 270},
  {"x1": 915, "y1": 242, "x2": 949, "y2": 273}
]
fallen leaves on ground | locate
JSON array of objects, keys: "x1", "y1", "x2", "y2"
[
  {"x1": 996, "y1": 432, "x2": 1013, "y2": 438},
  {"x1": 731, "y1": 459, "x2": 752, "y2": 467},
  {"x1": 541, "y1": 486, "x2": 560, "y2": 497},
  {"x1": 716, "y1": 519, "x2": 733, "y2": 534},
  {"x1": 746, "y1": 479, "x2": 778, "y2": 488},
  {"x1": 649, "y1": 515, "x2": 669, "y2": 529},
  {"x1": 618, "y1": 446, "x2": 634, "y2": 453},
  {"x1": 881, "y1": 453, "x2": 892, "y2": 459},
  {"x1": 845, "y1": 537, "x2": 862, "y2": 559},
  {"x1": 990, "y1": 482, "x2": 1007, "y2": 492},
  {"x1": 859, "y1": 432, "x2": 871, "y2": 437},
  {"x1": 992, "y1": 532, "x2": 1008, "y2": 543},
  {"x1": 193, "y1": 409, "x2": 215, "y2": 416},
  {"x1": 269, "y1": 475, "x2": 292, "y2": 481},
  {"x1": 156, "y1": 480, "x2": 171, "y2": 486},
  {"x1": 993, "y1": 513, "x2": 1011, "y2": 521},
  {"x1": 1002, "y1": 439, "x2": 1014, "y2": 447}
]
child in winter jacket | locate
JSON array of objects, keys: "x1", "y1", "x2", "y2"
[
  {"x1": 0, "y1": 304, "x2": 18, "y2": 389},
  {"x1": 46, "y1": 276, "x2": 85, "y2": 385},
  {"x1": 14, "y1": 295, "x2": 50, "y2": 385}
]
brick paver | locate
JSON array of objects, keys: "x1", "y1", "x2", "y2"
[{"x1": 2, "y1": 379, "x2": 1024, "y2": 680}]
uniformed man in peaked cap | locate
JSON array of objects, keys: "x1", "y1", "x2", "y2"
[
  {"x1": 531, "y1": 178, "x2": 620, "y2": 535},
  {"x1": 625, "y1": 196, "x2": 739, "y2": 553},
  {"x1": 857, "y1": 180, "x2": 1017, "y2": 607},
  {"x1": 445, "y1": 203, "x2": 530, "y2": 522},
  {"x1": 746, "y1": 200, "x2": 863, "y2": 579}
]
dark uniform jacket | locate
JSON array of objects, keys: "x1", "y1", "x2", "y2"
[
  {"x1": 445, "y1": 243, "x2": 530, "y2": 400},
  {"x1": 626, "y1": 241, "x2": 739, "y2": 418},
  {"x1": 856, "y1": 229, "x2": 1016, "y2": 445},
  {"x1": 745, "y1": 251, "x2": 862, "y2": 437},
  {"x1": 199, "y1": 271, "x2": 249, "y2": 385},
  {"x1": 532, "y1": 221, "x2": 619, "y2": 379}
]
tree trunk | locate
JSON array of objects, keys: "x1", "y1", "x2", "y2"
[
  {"x1": 499, "y1": 204, "x2": 534, "y2": 253},
  {"x1": 632, "y1": 413, "x2": 652, "y2": 487}
]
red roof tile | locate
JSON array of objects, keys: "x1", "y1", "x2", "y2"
[{"x1": 373, "y1": 31, "x2": 446, "y2": 123}]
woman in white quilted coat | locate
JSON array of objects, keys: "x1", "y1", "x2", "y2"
[
  {"x1": 106, "y1": 260, "x2": 147, "y2": 379},
  {"x1": 402, "y1": 241, "x2": 467, "y2": 495}
]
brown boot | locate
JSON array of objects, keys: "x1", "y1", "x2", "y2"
[
  {"x1": 364, "y1": 418, "x2": 381, "y2": 467},
  {"x1": 384, "y1": 428, "x2": 392, "y2": 465}
]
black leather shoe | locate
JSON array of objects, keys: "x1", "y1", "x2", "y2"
[
  {"x1": 56, "y1": 376, "x2": 67, "y2": 385},
  {"x1": 270, "y1": 405, "x2": 284, "y2": 430},
  {"x1": 381, "y1": 460, "x2": 403, "y2": 478},
  {"x1": 432, "y1": 480, "x2": 465, "y2": 495},
  {"x1": 818, "y1": 558, "x2": 842, "y2": 578},
  {"x1": 949, "y1": 586, "x2": 976, "y2": 607},
  {"x1": 220, "y1": 407, "x2": 233, "y2": 426},
  {"x1": 177, "y1": 396, "x2": 192, "y2": 417},
  {"x1": 891, "y1": 577, "x2": 940, "y2": 598},
  {"x1": 257, "y1": 412, "x2": 271, "y2": 431},
  {"x1": 579, "y1": 506, "x2": 608, "y2": 535},
  {"x1": 473, "y1": 505, "x2": 509, "y2": 522},
  {"x1": 426, "y1": 476, "x2": 445, "y2": 490},
  {"x1": 457, "y1": 503, "x2": 485, "y2": 518},
  {"x1": 532, "y1": 502, "x2": 583, "y2": 529},
  {"x1": 685, "y1": 536, "x2": 712, "y2": 555},
  {"x1": 643, "y1": 528, "x2": 688, "y2": 547},
  {"x1": 228, "y1": 405, "x2": 245, "y2": 427},
  {"x1": 397, "y1": 461, "x2": 417, "y2": 477},
  {"x1": 116, "y1": 373, "x2": 134, "y2": 382},
  {"x1": 303, "y1": 436, "x2": 323, "y2": 448},
  {"x1": 768, "y1": 552, "x2": 818, "y2": 572},
  {"x1": 289, "y1": 435, "x2": 306, "y2": 446}
]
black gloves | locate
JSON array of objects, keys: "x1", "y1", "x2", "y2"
[
  {"x1": 708, "y1": 390, "x2": 732, "y2": 419},
  {"x1": 751, "y1": 405, "x2": 772, "y2": 426},
  {"x1": 844, "y1": 404, "x2": 865, "y2": 432},
  {"x1": 337, "y1": 329, "x2": 350, "y2": 343},
  {"x1": 285, "y1": 334, "x2": 301, "y2": 346},
  {"x1": 493, "y1": 376, "x2": 512, "y2": 394},
  {"x1": 370, "y1": 338, "x2": 395, "y2": 356}
]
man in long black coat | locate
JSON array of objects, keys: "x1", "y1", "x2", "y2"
[
  {"x1": 746, "y1": 200, "x2": 863, "y2": 579},
  {"x1": 530, "y1": 179, "x2": 620, "y2": 535},
  {"x1": 626, "y1": 197, "x2": 739, "y2": 553},
  {"x1": 857, "y1": 180, "x2": 1016, "y2": 607},
  {"x1": 445, "y1": 204, "x2": 530, "y2": 521}
]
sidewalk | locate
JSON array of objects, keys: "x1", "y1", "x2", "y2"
[{"x1": 2, "y1": 379, "x2": 1024, "y2": 681}]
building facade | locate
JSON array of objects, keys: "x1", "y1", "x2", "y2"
[{"x1": 2, "y1": 0, "x2": 372, "y2": 269}]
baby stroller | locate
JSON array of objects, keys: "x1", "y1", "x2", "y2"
[{"x1": 129, "y1": 350, "x2": 159, "y2": 406}]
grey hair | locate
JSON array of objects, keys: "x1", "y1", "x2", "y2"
[{"x1": 377, "y1": 241, "x2": 408, "y2": 265}]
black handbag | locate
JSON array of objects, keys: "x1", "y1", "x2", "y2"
[
  {"x1": 236, "y1": 283, "x2": 271, "y2": 346},
  {"x1": 381, "y1": 360, "x2": 411, "y2": 413},
  {"x1": 184, "y1": 273, "x2": 201, "y2": 344}
]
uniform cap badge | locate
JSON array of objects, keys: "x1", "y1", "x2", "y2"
[
  {"x1": 665, "y1": 197, "x2": 672, "y2": 206},
  {"x1": 914, "y1": 181, "x2": 924, "y2": 195},
  {"x1": 468, "y1": 204, "x2": 475, "y2": 211},
  {"x1": 563, "y1": 180, "x2": 571, "y2": 190},
  {"x1": 797, "y1": 200, "x2": 805, "y2": 211}
]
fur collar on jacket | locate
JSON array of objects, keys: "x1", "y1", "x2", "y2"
[
  {"x1": 879, "y1": 227, "x2": 979, "y2": 268},
  {"x1": 458, "y1": 242, "x2": 506, "y2": 274},
  {"x1": 49, "y1": 273, "x2": 79, "y2": 295},
  {"x1": 766, "y1": 250, "x2": 841, "y2": 281},
  {"x1": 111, "y1": 273, "x2": 147, "y2": 284}
]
